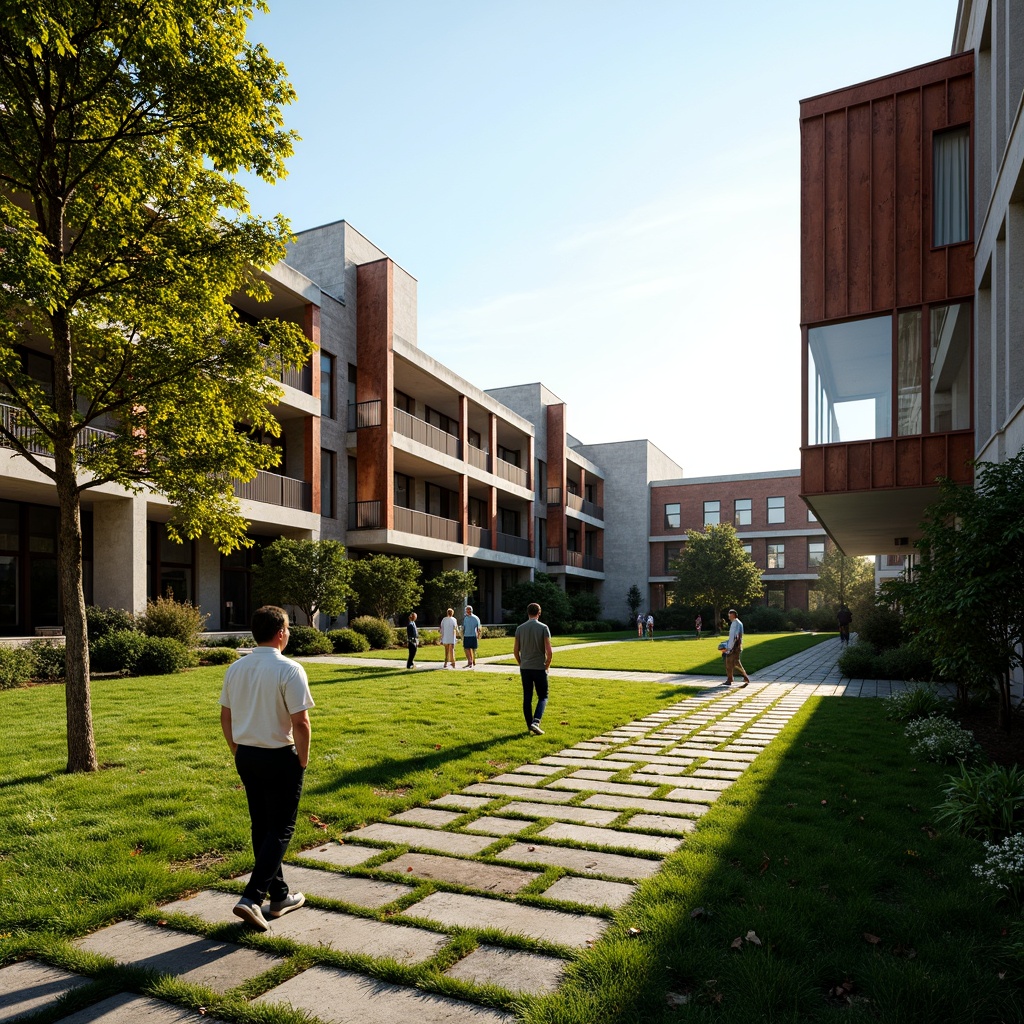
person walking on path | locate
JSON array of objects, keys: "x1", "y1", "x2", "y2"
[
  {"x1": 462, "y1": 605, "x2": 482, "y2": 668},
  {"x1": 220, "y1": 605, "x2": 313, "y2": 931},
  {"x1": 406, "y1": 612, "x2": 419, "y2": 669},
  {"x1": 695, "y1": 614, "x2": 702, "y2": 640},
  {"x1": 837, "y1": 604, "x2": 853, "y2": 646},
  {"x1": 514, "y1": 602, "x2": 553, "y2": 735},
  {"x1": 724, "y1": 608, "x2": 751, "y2": 687},
  {"x1": 645, "y1": 613, "x2": 654, "y2": 639},
  {"x1": 439, "y1": 608, "x2": 459, "y2": 669},
  {"x1": 636, "y1": 613, "x2": 644, "y2": 638}
]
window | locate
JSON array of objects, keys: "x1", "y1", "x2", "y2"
[
  {"x1": 426, "y1": 406, "x2": 459, "y2": 437},
  {"x1": 426, "y1": 483, "x2": 458, "y2": 519},
  {"x1": 664, "y1": 503, "x2": 681, "y2": 529},
  {"x1": 320, "y1": 449, "x2": 335, "y2": 518},
  {"x1": 767, "y1": 496, "x2": 785, "y2": 524},
  {"x1": 468, "y1": 496, "x2": 487, "y2": 528},
  {"x1": 807, "y1": 508, "x2": 818, "y2": 522},
  {"x1": 808, "y1": 541, "x2": 824, "y2": 566},
  {"x1": 766, "y1": 581, "x2": 786, "y2": 609},
  {"x1": 734, "y1": 498, "x2": 751, "y2": 526},
  {"x1": 468, "y1": 428, "x2": 482, "y2": 449},
  {"x1": 394, "y1": 472, "x2": 412, "y2": 509},
  {"x1": 320, "y1": 353, "x2": 335, "y2": 418},
  {"x1": 808, "y1": 588, "x2": 825, "y2": 611},
  {"x1": 886, "y1": 554, "x2": 906, "y2": 567},
  {"x1": 394, "y1": 389, "x2": 414, "y2": 414},
  {"x1": 566, "y1": 527, "x2": 579, "y2": 552},
  {"x1": 897, "y1": 310, "x2": 922, "y2": 435},
  {"x1": 741, "y1": 543, "x2": 753, "y2": 557},
  {"x1": 767, "y1": 543, "x2": 785, "y2": 569},
  {"x1": 933, "y1": 125, "x2": 969, "y2": 247},
  {"x1": 347, "y1": 363, "x2": 357, "y2": 407},
  {"x1": 665, "y1": 545, "x2": 683, "y2": 571},
  {"x1": 497, "y1": 444, "x2": 519, "y2": 466},
  {"x1": 703, "y1": 500, "x2": 720, "y2": 526},
  {"x1": 930, "y1": 303, "x2": 971, "y2": 431},
  {"x1": 500, "y1": 507, "x2": 521, "y2": 536}
]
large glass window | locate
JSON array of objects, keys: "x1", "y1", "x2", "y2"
[
  {"x1": 664, "y1": 503, "x2": 681, "y2": 529},
  {"x1": 897, "y1": 310, "x2": 922, "y2": 435},
  {"x1": 808, "y1": 316, "x2": 892, "y2": 443},
  {"x1": 321, "y1": 449, "x2": 335, "y2": 518},
  {"x1": 394, "y1": 472, "x2": 412, "y2": 509},
  {"x1": 320, "y1": 353, "x2": 334, "y2": 418},
  {"x1": 933, "y1": 125, "x2": 970, "y2": 247},
  {"x1": 767, "y1": 543, "x2": 785, "y2": 569},
  {"x1": 808, "y1": 541, "x2": 825, "y2": 566},
  {"x1": 703, "y1": 500, "x2": 720, "y2": 526},
  {"x1": 930, "y1": 303, "x2": 971, "y2": 431},
  {"x1": 734, "y1": 498, "x2": 751, "y2": 526},
  {"x1": 767, "y1": 496, "x2": 785, "y2": 524}
]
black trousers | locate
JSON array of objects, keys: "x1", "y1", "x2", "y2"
[
  {"x1": 407, "y1": 641, "x2": 418, "y2": 668},
  {"x1": 234, "y1": 744, "x2": 304, "y2": 904}
]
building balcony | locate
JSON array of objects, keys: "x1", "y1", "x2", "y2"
[
  {"x1": 1, "y1": 400, "x2": 114, "y2": 456},
  {"x1": 347, "y1": 501, "x2": 461, "y2": 544},
  {"x1": 347, "y1": 400, "x2": 382, "y2": 431},
  {"x1": 545, "y1": 547, "x2": 603, "y2": 573},
  {"x1": 494, "y1": 456, "x2": 527, "y2": 489},
  {"x1": 233, "y1": 470, "x2": 311, "y2": 511},
  {"x1": 394, "y1": 408, "x2": 461, "y2": 459},
  {"x1": 546, "y1": 487, "x2": 603, "y2": 519},
  {"x1": 466, "y1": 524, "x2": 492, "y2": 548},
  {"x1": 496, "y1": 532, "x2": 530, "y2": 557}
]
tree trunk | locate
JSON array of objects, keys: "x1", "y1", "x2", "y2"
[{"x1": 998, "y1": 668, "x2": 1013, "y2": 734}]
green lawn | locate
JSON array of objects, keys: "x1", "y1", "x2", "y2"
[{"x1": 347, "y1": 629, "x2": 637, "y2": 661}]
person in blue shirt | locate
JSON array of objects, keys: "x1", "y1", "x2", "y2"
[{"x1": 462, "y1": 604, "x2": 482, "y2": 669}]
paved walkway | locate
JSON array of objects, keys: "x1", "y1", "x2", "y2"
[{"x1": 0, "y1": 638, "x2": 930, "y2": 1023}]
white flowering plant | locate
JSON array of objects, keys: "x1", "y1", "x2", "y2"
[
  {"x1": 973, "y1": 833, "x2": 1024, "y2": 906},
  {"x1": 904, "y1": 715, "x2": 981, "y2": 764},
  {"x1": 883, "y1": 685, "x2": 951, "y2": 723}
]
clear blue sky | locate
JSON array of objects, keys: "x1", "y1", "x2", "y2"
[{"x1": 244, "y1": 0, "x2": 960, "y2": 478}]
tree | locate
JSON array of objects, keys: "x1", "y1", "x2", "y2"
[
  {"x1": 252, "y1": 539, "x2": 351, "y2": 627},
  {"x1": 501, "y1": 573, "x2": 573, "y2": 633},
  {"x1": 349, "y1": 555, "x2": 423, "y2": 622},
  {"x1": 626, "y1": 584, "x2": 643, "y2": 620},
  {"x1": 672, "y1": 524, "x2": 763, "y2": 633},
  {"x1": 885, "y1": 454, "x2": 1024, "y2": 731},
  {"x1": 814, "y1": 546, "x2": 875, "y2": 618},
  {"x1": 422, "y1": 569, "x2": 477, "y2": 621},
  {"x1": 0, "y1": 3, "x2": 308, "y2": 771}
]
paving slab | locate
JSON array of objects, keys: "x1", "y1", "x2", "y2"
[
  {"x1": 346, "y1": 823, "x2": 496, "y2": 856},
  {"x1": 52, "y1": 992, "x2": 206, "y2": 1023},
  {"x1": 497, "y1": 843, "x2": 661, "y2": 880},
  {"x1": 408, "y1": 892, "x2": 607, "y2": 948},
  {"x1": 380, "y1": 852, "x2": 539, "y2": 894},
  {"x1": 269, "y1": 905, "x2": 448, "y2": 963},
  {"x1": 548, "y1": 779, "x2": 658, "y2": 798},
  {"x1": 623, "y1": 764, "x2": 690, "y2": 778},
  {"x1": 462, "y1": 816, "x2": 530, "y2": 837},
  {"x1": 582, "y1": 794, "x2": 709, "y2": 818},
  {"x1": 539, "y1": 756, "x2": 635, "y2": 770},
  {"x1": 536, "y1": 822, "x2": 681, "y2": 855},
  {"x1": 694, "y1": 768, "x2": 742, "y2": 780},
  {"x1": 0, "y1": 960, "x2": 90, "y2": 1021},
  {"x1": 614, "y1": 754, "x2": 694, "y2": 768},
  {"x1": 486, "y1": 773, "x2": 545, "y2": 787},
  {"x1": 160, "y1": 888, "x2": 257, "y2": 926},
  {"x1": 564, "y1": 769, "x2": 618, "y2": 781},
  {"x1": 541, "y1": 876, "x2": 636, "y2": 910},
  {"x1": 432, "y1": 794, "x2": 493, "y2": 811},
  {"x1": 510, "y1": 764, "x2": 559, "y2": 776},
  {"x1": 298, "y1": 842, "x2": 382, "y2": 867},
  {"x1": 500, "y1": 801, "x2": 619, "y2": 826},
  {"x1": 392, "y1": 807, "x2": 465, "y2": 827},
  {"x1": 74, "y1": 920, "x2": 281, "y2": 993},
  {"x1": 463, "y1": 783, "x2": 576, "y2": 803},
  {"x1": 665, "y1": 776, "x2": 731, "y2": 791},
  {"x1": 625, "y1": 814, "x2": 698, "y2": 835},
  {"x1": 663, "y1": 788, "x2": 722, "y2": 804},
  {"x1": 256, "y1": 966, "x2": 514, "y2": 1023},
  {"x1": 444, "y1": 945, "x2": 566, "y2": 995},
  {"x1": 240, "y1": 864, "x2": 414, "y2": 908}
]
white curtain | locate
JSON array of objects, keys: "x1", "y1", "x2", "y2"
[{"x1": 934, "y1": 127, "x2": 970, "y2": 246}]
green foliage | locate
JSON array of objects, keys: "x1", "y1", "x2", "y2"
[
  {"x1": 416, "y1": 629, "x2": 442, "y2": 647},
  {"x1": 284, "y1": 626, "x2": 333, "y2": 657},
  {"x1": 198, "y1": 647, "x2": 239, "y2": 665},
  {"x1": 626, "y1": 583, "x2": 643, "y2": 618},
  {"x1": 421, "y1": 569, "x2": 477, "y2": 620},
  {"x1": 937, "y1": 762, "x2": 1024, "y2": 841},
  {"x1": 26, "y1": 639, "x2": 66, "y2": 680},
  {"x1": 814, "y1": 546, "x2": 876, "y2": 617},
  {"x1": 135, "y1": 637, "x2": 195, "y2": 675},
  {"x1": 326, "y1": 628, "x2": 371, "y2": 654},
  {"x1": 252, "y1": 538, "x2": 351, "y2": 626},
  {"x1": 86, "y1": 606, "x2": 137, "y2": 641},
  {"x1": 838, "y1": 640, "x2": 878, "y2": 678},
  {"x1": 744, "y1": 606, "x2": 789, "y2": 633},
  {"x1": 883, "y1": 685, "x2": 951, "y2": 722},
  {"x1": 569, "y1": 590, "x2": 602, "y2": 622},
  {"x1": 139, "y1": 594, "x2": 208, "y2": 647},
  {"x1": 479, "y1": 625, "x2": 506, "y2": 639},
  {"x1": 672, "y1": 524, "x2": 764, "y2": 631},
  {"x1": 856, "y1": 604, "x2": 904, "y2": 650},
  {"x1": 0, "y1": 646, "x2": 35, "y2": 689},
  {"x1": 570, "y1": 620, "x2": 612, "y2": 633},
  {"x1": 974, "y1": 834, "x2": 1024, "y2": 907},
  {"x1": 904, "y1": 715, "x2": 981, "y2": 764},
  {"x1": 89, "y1": 630, "x2": 148, "y2": 675},
  {"x1": 876, "y1": 643, "x2": 934, "y2": 682},
  {"x1": 198, "y1": 634, "x2": 256, "y2": 649},
  {"x1": 348, "y1": 555, "x2": 423, "y2": 621},
  {"x1": 501, "y1": 572, "x2": 573, "y2": 631},
  {"x1": 350, "y1": 616, "x2": 399, "y2": 650}
]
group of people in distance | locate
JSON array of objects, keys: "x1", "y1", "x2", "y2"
[
  {"x1": 636, "y1": 612, "x2": 655, "y2": 639},
  {"x1": 405, "y1": 604, "x2": 482, "y2": 670}
]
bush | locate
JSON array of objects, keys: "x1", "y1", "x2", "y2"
[
  {"x1": 285, "y1": 626, "x2": 333, "y2": 656},
  {"x1": 876, "y1": 643, "x2": 934, "y2": 682},
  {"x1": 479, "y1": 625, "x2": 506, "y2": 639},
  {"x1": 785, "y1": 607, "x2": 812, "y2": 631},
  {"x1": 199, "y1": 647, "x2": 239, "y2": 665},
  {"x1": 568, "y1": 591, "x2": 602, "y2": 622},
  {"x1": 883, "y1": 684, "x2": 950, "y2": 722},
  {"x1": 837, "y1": 640, "x2": 878, "y2": 678},
  {"x1": 904, "y1": 715, "x2": 981, "y2": 765},
  {"x1": 136, "y1": 636, "x2": 195, "y2": 675},
  {"x1": 744, "y1": 606, "x2": 789, "y2": 633},
  {"x1": 0, "y1": 645, "x2": 35, "y2": 689},
  {"x1": 86, "y1": 605, "x2": 136, "y2": 641},
  {"x1": 90, "y1": 629, "x2": 148, "y2": 674},
  {"x1": 350, "y1": 616, "x2": 398, "y2": 650},
  {"x1": 973, "y1": 833, "x2": 1024, "y2": 906},
  {"x1": 414, "y1": 629, "x2": 441, "y2": 647},
  {"x1": 27, "y1": 639, "x2": 66, "y2": 680},
  {"x1": 139, "y1": 594, "x2": 208, "y2": 647},
  {"x1": 937, "y1": 762, "x2": 1024, "y2": 841},
  {"x1": 200, "y1": 634, "x2": 256, "y2": 649},
  {"x1": 326, "y1": 628, "x2": 370, "y2": 653},
  {"x1": 808, "y1": 605, "x2": 838, "y2": 632},
  {"x1": 857, "y1": 604, "x2": 904, "y2": 651},
  {"x1": 571, "y1": 620, "x2": 612, "y2": 633}
]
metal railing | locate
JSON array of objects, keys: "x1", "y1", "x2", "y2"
[
  {"x1": 583, "y1": 554, "x2": 604, "y2": 572},
  {"x1": 495, "y1": 456, "x2": 527, "y2": 488},
  {"x1": 281, "y1": 363, "x2": 313, "y2": 394},
  {"x1": 233, "y1": 470, "x2": 311, "y2": 511},
  {"x1": 466, "y1": 445, "x2": 489, "y2": 471},
  {"x1": 466, "y1": 525, "x2": 492, "y2": 548},
  {"x1": 0, "y1": 401, "x2": 115, "y2": 457},
  {"x1": 347, "y1": 400, "x2": 382, "y2": 430},
  {"x1": 546, "y1": 487, "x2": 561, "y2": 506},
  {"x1": 546, "y1": 545, "x2": 562, "y2": 565},
  {"x1": 395, "y1": 505, "x2": 461, "y2": 543},
  {"x1": 394, "y1": 408, "x2": 461, "y2": 459},
  {"x1": 348, "y1": 500, "x2": 382, "y2": 530},
  {"x1": 580, "y1": 498, "x2": 604, "y2": 519},
  {"x1": 496, "y1": 532, "x2": 530, "y2": 557}
]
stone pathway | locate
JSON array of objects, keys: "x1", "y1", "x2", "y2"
[{"x1": 0, "y1": 638, "x2": 930, "y2": 1023}]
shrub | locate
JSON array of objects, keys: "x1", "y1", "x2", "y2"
[
  {"x1": 883, "y1": 684, "x2": 950, "y2": 722},
  {"x1": 326, "y1": 628, "x2": 370, "y2": 654},
  {"x1": 90, "y1": 629, "x2": 148, "y2": 674},
  {"x1": 0, "y1": 645, "x2": 35, "y2": 689},
  {"x1": 808, "y1": 606, "x2": 838, "y2": 632},
  {"x1": 200, "y1": 634, "x2": 256, "y2": 649},
  {"x1": 285, "y1": 626, "x2": 333, "y2": 657},
  {"x1": 199, "y1": 647, "x2": 239, "y2": 665},
  {"x1": 904, "y1": 715, "x2": 981, "y2": 765},
  {"x1": 350, "y1": 616, "x2": 398, "y2": 650},
  {"x1": 139, "y1": 594, "x2": 208, "y2": 647},
  {"x1": 972, "y1": 833, "x2": 1024, "y2": 906},
  {"x1": 86, "y1": 605, "x2": 136, "y2": 641},
  {"x1": 838, "y1": 641, "x2": 877, "y2": 678},
  {"x1": 135, "y1": 636, "x2": 195, "y2": 675},
  {"x1": 568, "y1": 590, "x2": 602, "y2": 622},
  {"x1": 876, "y1": 643, "x2": 934, "y2": 682},
  {"x1": 936, "y1": 762, "x2": 1024, "y2": 841},
  {"x1": 414, "y1": 629, "x2": 441, "y2": 647},
  {"x1": 857, "y1": 604, "x2": 904, "y2": 651},
  {"x1": 27, "y1": 639, "x2": 66, "y2": 680},
  {"x1": 571, "y1": 620, "x2": 612, "y2": 633},
  {"x1": 479, "y1": 625, "x2": 506, "y2": 639},
  {"x1": 745, "y1": 606, "x2": 789, "y2": 633},
  {"x1": 785, "y1": 607, "x2": 812, "y2": 631}
]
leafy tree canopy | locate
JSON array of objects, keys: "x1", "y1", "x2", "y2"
[
  {"x1": 672, "y1": 524, "x2": 764, "y2": 633},
  {"x1": 349, "y1": 554, "x2": 423, "y2": 622},
  {"x1": 502, "y1": 573, "x2": 573, "y2": 633},
  {"x1": 422, "y1": 569, "x2": 477, "y2": 621},
  {"x1": 814, "y1": 546, "x2": 875, "y2": 618},
  {"x1": 252, "y1": 538, "x2": 351, "y2": 627},
  {"x1": 626, "y1": 584, "x2": 643, "y2": 618}
]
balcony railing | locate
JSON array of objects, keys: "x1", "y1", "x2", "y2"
[
  {"x1": 581, "y1": 499, "x2": 604, "y2": 519},
  {"x1": 546, "y1": 487, "x2": 561, "y2": 506},
  {"x1": 233, "y1": 470, "x2": 311, "y2": 511},
  {"x1": 466, "y1": 524, "x2": 492, "y2": 548},
  {"x1": 466, "y1": 444, "x2": 489, "y2": 471},
  {"x1": 395, "y1": 505, "x2": 461, "y2": 543},
  {"x1": 495, "y1": 456, "x2": 527, "y2": 488},
  {"x1": 348, "y1": 500, "x2": 381, "y2": 530},
  {"x1": 545, "y1": 485, "x2": 603, "y2": 519},
  {"x1": 281, "y1": 363, "x2": 313, "y2": 394},
  {"x1": 394, "y1": 408, "x2": 461, "y2": 459},
  {"x1": 583, "y1": 554, "x2": 604, "y2": 572},
  {"x1": 496, "y1": 532, "x2": 530, "y2": 557},
  {"x1": 566, "y1": 490, "x2": 583, "y2": 512},
  {"x1": 546, "y1": 546, "x2": 561, "y2": 565},
  {"x1": 347, "y1": 400, "x2": 382, "y2": 430},
  {"x1": 0, "y1": 401, "x2": 114, "y2": 457}
]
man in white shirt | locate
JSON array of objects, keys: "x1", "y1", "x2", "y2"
[
  {"x1": 439, "y1": 607, "x2": 459, "y2": 669},
  {"x1": 220, "y1": 605, "x2": 314, "y2": 930},
  {"x1": 724, "y1": 608, "x2": 750, "y2": 687}
]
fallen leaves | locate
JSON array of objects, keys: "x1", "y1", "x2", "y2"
[
  {"x1": 863, "y1": 932, "x2": 882, "y2": 945},
  {"x1": 308, "y1": 814, "x2": 330, "y2": 832},
  {"x1": 665, "y1": 991, "x2": 690, "y2": 1007},
  {"x1": 730, "y1": 930, "x2": 761, "y2": 950}
]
